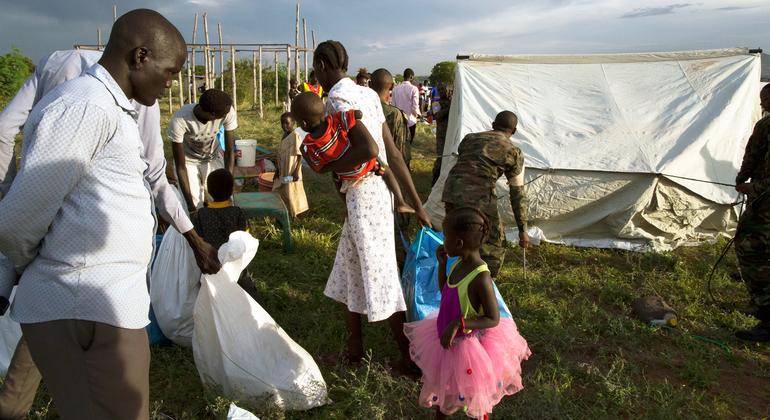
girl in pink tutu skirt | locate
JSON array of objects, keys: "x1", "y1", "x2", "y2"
[{"x1": 404, "y1": 207, "x2": 531, "y2": 419}]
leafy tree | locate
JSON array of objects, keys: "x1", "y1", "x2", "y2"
[
  {"x1": 429, "y1": 61, "x2": 456, "y2": 87},
  {"x1": 0, "y1": 48, "x2": 34, "y2": 100}
]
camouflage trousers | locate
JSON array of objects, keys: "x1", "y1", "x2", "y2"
[
  {"x1": 445, "y1": 200, "x2": 506, "y2": 278},
  {"x1": 735, "y1": 215, "x2": 770, "y2": 307}
]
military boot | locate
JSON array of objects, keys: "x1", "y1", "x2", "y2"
[{"x1": 735, "y1": 306, "x2": 770, "y2": 342}]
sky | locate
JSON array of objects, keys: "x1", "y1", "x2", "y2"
[{"x1": 0, "y1": 0, "x2": 768, "y2": 76}]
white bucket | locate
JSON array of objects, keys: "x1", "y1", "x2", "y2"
[{"x1": 235, "y1": 139, "x2": 257, "y2": 167}]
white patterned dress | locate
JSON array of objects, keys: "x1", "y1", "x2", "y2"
[{"x1": 323, "y1": 78, "x2": 406, "y2": 322}]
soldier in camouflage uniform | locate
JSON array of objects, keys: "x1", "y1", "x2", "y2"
[
  {"x1": 442, "y1": 111, "x2": 529, "y2": 278},
  {"x1": 370, "y1": 69, "x2": 412, "y2": 170},
  {"x1": 734, "y1": 84, "x2": 770, "y2": 341}
]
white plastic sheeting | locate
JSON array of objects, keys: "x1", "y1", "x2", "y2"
[
  {"x1": 426, "y1": 49, "x2": 763, "y2": 251},
  {"x1": 193, "y1": 232, "x2": 328, "y2": 410}
]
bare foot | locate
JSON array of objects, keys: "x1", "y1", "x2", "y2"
[{"x1": 391, "y1": 358, "x2": 421, "y2": 378}]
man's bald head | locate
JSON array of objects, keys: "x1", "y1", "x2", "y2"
[
  {"x1": 492, "y1": 111, "x2": 518, "y2": 136},
  {"x1": 100, "y1": 9, "x2": 187, "y2": 106},
  {"x1": 369, "y1": 68, "x2": 393, "y2": 95},
  {"x1": 104, "y1": 9, "x2": 185, "y2": 58}
]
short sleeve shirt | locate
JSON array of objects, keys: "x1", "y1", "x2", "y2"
[
  {"x1": 167, "y1": 103, "x2": 238, "y2": 162},
  {"x1": 443, "y1": 131, "x2": 524, "y2": 204}
]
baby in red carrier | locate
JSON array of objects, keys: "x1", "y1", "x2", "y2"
[{"x1": 291, "y1": 92, "x2": 414, "y2": 213}]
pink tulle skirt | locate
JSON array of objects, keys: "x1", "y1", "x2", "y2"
[{"x1": 404, "y1": 315, "x2": 531, "y2": 419}]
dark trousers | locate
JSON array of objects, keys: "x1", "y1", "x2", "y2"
[{"x1": 21, "y1": 320, "x2": 150, "y2": 420}]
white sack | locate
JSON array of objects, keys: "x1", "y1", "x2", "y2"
[
  {"x1": 0, "y1": 286, "x2": 21, "y2": 378},
  {"x1": 193, "y1": 231, "x2": 327, "y2": 410},
  {"x1": 150, "y1": 225, "x2": 201, "y2": 347},
  {"x1": 227, "y1": 403, "x2": 260, "y2": 420}
]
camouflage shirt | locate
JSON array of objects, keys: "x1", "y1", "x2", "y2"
[
  {"x1": 442, "y1": 131, "x2": 528, "y2": 229},
  {"x1": 737, "y1": 115, "x2": 770, "y2": 222},
  {"x1": 381, "y1": 101, "x2": 411, "y2": 165}
]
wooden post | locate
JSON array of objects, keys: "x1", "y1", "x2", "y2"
[
  {"x1": 177, "y1": 70, "x2": 184, "y2": 107},
  {"x1": 112, "y1": 5, "x2": 117, "y2": 23},
  {"x1": 203, "y1": 13, "x2": 210, "y2": 91},
  {"x1": 186, "y1": 56, "x2": 192, "y2": 104},
  {"x1": 303, "y1": 19, "x2": 308, "y2": 82},
  {"x1": 168, "y1": 89, "x2": 173, "y2": 114},
  {"x1": 312, "y1": 30, "x2": 316, "y2": 49},
  {"x1": 230, "y1": 46, "x2": 237, "y2": 112},
  {"x1": 286, "y1": 45, "x2": 291, "y2": 108},
  {"x1": 252, "y1": 51, "x2": 257, "y2": 111},
  {"x1": 295, "y1": 2, "x2": 300, "y2": 82},
  {"x1": 258, "y1": 46, "x2": 263, "y2": 118},
  {"x1": 97, "y1": 28, "x2": 102, "y2": 49},
  {"x1": 191, "y1": 13, "x2": 198, "y2": 102},
  {"x1": 274, "y1": 51, "x2": 279, "y2": 105},
  {"x1": 218, "y1": 23, "x2": 224, "y2": 90}
]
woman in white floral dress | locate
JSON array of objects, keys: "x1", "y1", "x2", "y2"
[{"x1": 313, "y1": 40, "x2": 432, "y2": 370}]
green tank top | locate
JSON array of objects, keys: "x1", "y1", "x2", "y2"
[{"x1": 447, "y1": 260, "x2": 490, "y2": 322}]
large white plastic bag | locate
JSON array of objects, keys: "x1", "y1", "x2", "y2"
[
  {"x1": 227, "y1": 403, "x2": 260, "y2": 420},
  {"x1": 0, "y1": 310, "x2": 21, "y2": 377},
  {"x1": 150, "y1": 225, "x2": 201, "y2": 347},
  {"x1": 193, "y1": 231, "x2": 327, "y2": 410},
  {"x1": 0, "y1": 270, "x2": 21, "y2": 377}
]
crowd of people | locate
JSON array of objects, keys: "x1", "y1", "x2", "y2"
[{"x1": 0, "y1": 6, "x2": 768, "y2": 420}]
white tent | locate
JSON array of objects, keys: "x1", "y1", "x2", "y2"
[{"x1": 425, "y1": 48, "x2": 764, "y2": 251}]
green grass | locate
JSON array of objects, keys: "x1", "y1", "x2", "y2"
[{"x1": 20, "y1": 104, "x2": 770, "y2": 419}]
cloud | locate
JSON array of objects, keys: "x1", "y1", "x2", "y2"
[
  {"x1": 621, "y1": 3, "x2": 692, "y2": 18},
  {"x1": 716, "y1": 6, "x2": 757, "y2": 11}
]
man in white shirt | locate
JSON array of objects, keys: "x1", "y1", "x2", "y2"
[
  {"x1": 391, "y1": 68, "x2": 420, "y2": 143},
  {"x1": 0, "y1": 9, "x2": 190, "y2": 419},
  {"x1": 169, "y1": 88, "x2": 238, "y2": 210},
  {"x1": 0, "y1": 48, "x2": 223, "y2": 419}
]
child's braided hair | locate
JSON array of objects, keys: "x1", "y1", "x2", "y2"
[{"x1": 445, "y1": 207, "x2": 490, "y2": 246}]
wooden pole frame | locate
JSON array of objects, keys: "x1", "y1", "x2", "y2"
[
  {"x1": 286, "y1": 45, "x2": 291, "y2": 108},
  {"x1": 202, "y1": 13, "x2": 211, "y2": 91},
  {"x1": 218, "y1": 22, "x2": 224, "y2": 90},
  {"x1": 177, "y1": 70, "x2": 184, "y2": 108},
  {"x1": 303, "y1": 19, "x2": 308, "y2": 83},
  {"x1": 295, "y1": 2, "x2": 300, "y2": 83},
  {"x1": 258, "y1": 46, "x2": 263, "y2": 118},
  {"x1": 230, "y1": 45, "x2": 237, "y2": 112},
  {"x1": 252, "y1": 51, "x2": 257, "y2": 111},
  {"x1": 112, "y1": 5, "x2": 117, "y2": 23},
  {"x1": 274, "y1": 51, "x2": 279, "y2": 105},
  {"x1": 191, "y1": 13, "x2": 198, "y2": 102}
]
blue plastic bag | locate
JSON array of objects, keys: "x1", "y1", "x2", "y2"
[{"x1": 400, "y1": 227, "x2": 512, "y2": 321}]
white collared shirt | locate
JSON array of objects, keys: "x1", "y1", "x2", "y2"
[
  {"x1": 0, "y1": 49, "x2": 193, "y2": 233},
  {"x1": 0, "y1": 64, "x2": 155, "y2": 328},
  {"x1": 391, "y1": 80, "x2": 420, "y2": 127}
]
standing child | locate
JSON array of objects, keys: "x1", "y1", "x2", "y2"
[
  {"x1": 290, "y1": 92, "x2": 414, "y2": 214},
  {"x1": 405, "y1": 207, "x2": 531, "y2": 419},
  {"x1": 191, "y1": 169, "x2": 257, "y2": 298},
  {"x1": 273, "y1": 112, "x2": 309, "y2": 219}
]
